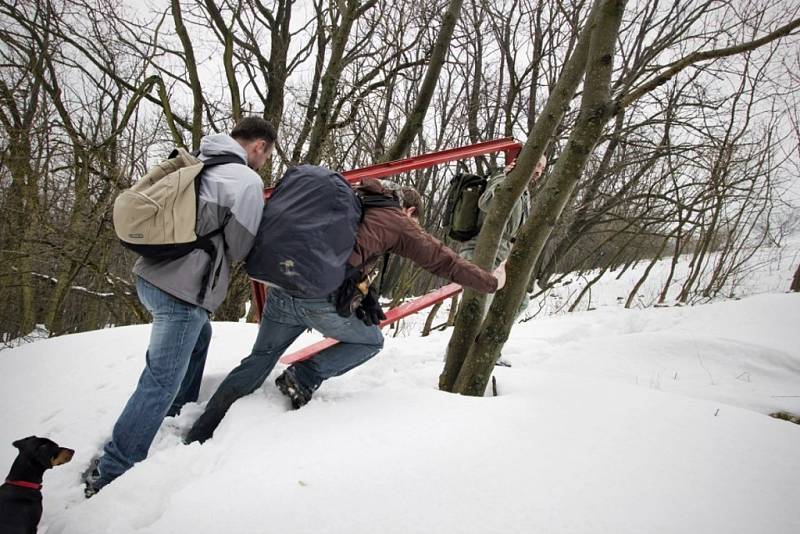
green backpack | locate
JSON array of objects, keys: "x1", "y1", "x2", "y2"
[{"x1": 442, "y1": 172, "x2": 487, "y2": 241}]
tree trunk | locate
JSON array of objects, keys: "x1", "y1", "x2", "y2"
[
  {"x1": 380, "y1": 0, "x2": 465, "y2": 161},
  {"x1": 4, "y1": 141, "x2": 39, "y2": 337},
  {"x1": 172, "y1": 0, "x2": 204, "y2": 148},
  {"x1": 264, "y1": 0, "x2": 292, "y2": 131},
  {"x1": 679, "y1": 198, "x2": 720, "y2": 303},
  {"x1": 450, "y1": 0, "x2": 626, "y2": 396},
  {"x1": 213, "y1": 264, "x2": 252, "y2": 321},
  {"x1": 305, "y1": 0, "x2": 372, "y2": 164},
  {"x1": 791, "y1": 263, "x2": 800, "y2": 292},
  {"x1": 42, "y1": 149, "x2": 92, "y2": 335},
  {"x1": 204, "y1": 0, "x2": 242, "y2": 121},
  {"x1": 625, "y1": 232, "x2": 672, "y2": 309},
  {"x1": 439, "y1": 0, "x2": 602, "y2": 393},
  {"x1": 421, "y1": 301, "x2": 443, "y2": 337},
  {"x1": 446, "y1": 294, "x2": 459, "y2": 327}
]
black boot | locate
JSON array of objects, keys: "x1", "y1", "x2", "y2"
[
  {"x1": 275, "y1": 370, "x2": 313, "y2": 410},
  {"x1": 184, "y1": 406, "x2": 226, "y2": 444}
]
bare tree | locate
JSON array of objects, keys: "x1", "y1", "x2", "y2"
[
  {"x1": 441, "y1": 0, "x2": 800, "y2": 395},
  {"x1": 380, "y1": 0, "x2": 465, "y2": 161},
  {"x1": 1, "y1": 0, "x2": 796, "y2": 345}
]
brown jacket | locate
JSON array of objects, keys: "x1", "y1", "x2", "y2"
[{"x1": 349, "y1": 179, "x2": 497, "y2": 293}]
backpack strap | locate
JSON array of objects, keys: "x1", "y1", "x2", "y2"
[
  {"x1": 377, "y1": 252, "x2": 390, "y2": 296},
  {"x1": 352, "y1": 191, "x2": 402, "y2": 297},
  {"x1": 195, "y1": 231, "x2": 220, "y2": 303},
  {"x1": 166, "y1": 148, "x2": 246, "y2": 168},
  {"x1": 193, "y1": 153, "x2": 247, "y2": 303},
  {"x1": 197, "y1": 155, "x2": 247, "y2": 249},
  {"x1": 192, "y1": 154, "x2": 247, "y2": 207},
  {"x1": 200, "y1": 154, "x2": 247, "y2": 168}
]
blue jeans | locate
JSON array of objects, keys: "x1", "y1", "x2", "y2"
[
  {"x1": 192, "y1": 288, "x2": 383, "y2": 434},
  {"x1": 97, "y1": 277, "x2": 211, "y2": 487}
]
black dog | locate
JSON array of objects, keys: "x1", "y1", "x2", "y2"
[{"x1": 0, "y1": 436, "x2": 74, "y2": 534}]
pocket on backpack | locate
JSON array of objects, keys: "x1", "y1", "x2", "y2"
[
  {"x1": 453, "y1": 185, "x2": 481, "y2": 233},
  {"x1": 113, "y1": 190, "x2": 163, "y2": 243}
]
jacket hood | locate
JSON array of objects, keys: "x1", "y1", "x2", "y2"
[
  {"x1": 359, "y1": 178, "x2": 394, "y2": 197},
  {"x1": 199, "y1": 133, "x2": 248, "y2": 164}
]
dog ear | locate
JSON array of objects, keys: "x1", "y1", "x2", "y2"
[{"x1": 12, "y1": 436, "x2": 36, "y2": 450}]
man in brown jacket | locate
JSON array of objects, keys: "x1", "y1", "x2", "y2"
[{"x1": 185, "y1": 179, "x2": 504, "y2": 443}]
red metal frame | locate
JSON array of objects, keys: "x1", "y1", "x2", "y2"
[
  {"x1": 249, "y1": 137, "x2": 522, "y2": 362},
  {"x1": 280, "y1": 283, "x2": 462, "y2": 364}
]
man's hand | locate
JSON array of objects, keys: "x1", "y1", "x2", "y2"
[
  {"x1": 355, "y1": 286, "x2": 386, "y2": 326},
  {"x1": 493, "y1": 260, "x2": 507, "y2": 291},
  {"x1": 334, "y1": 266, "x2": 366, "y2": 317}
]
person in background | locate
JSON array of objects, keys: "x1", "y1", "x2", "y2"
[{"x1": 458, "y1": 155, "x2": 547, "y2": 366}]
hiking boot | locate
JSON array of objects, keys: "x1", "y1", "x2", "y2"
[
  {"x1": 275, "y1": 371, "x2": 313, "y2": 409},
  {"x1": 81, "y1": 457, "x2": 103, "y2": 499},
  {"x1": 84, "y1": 481, "x2": 101, "y2": 499},
  {"x1": 184, "y1": 409, "x2": 224, "y2": 445}
]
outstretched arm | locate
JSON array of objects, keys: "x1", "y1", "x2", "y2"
[{"x1": 393, "y1": 216, "x2": 499, "y2": 293}]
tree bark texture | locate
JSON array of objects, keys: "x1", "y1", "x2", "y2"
[
  {"x1": 381, "y1": 0, "x2": 465, "y2": 161},
  {"x1": 171, "y1": 0, "x2": 204, "y2": 148},
  {"x1": 439, "y1": 0, "x2": 603, "y2": 392},
  {"x1": 450, "y1": 0, "x2": 626, "y2": 396},
  {"x1": 791, "y1": 263, "x2": 800, "y2": 292}
]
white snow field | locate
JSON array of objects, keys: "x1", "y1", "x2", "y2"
[{"x1": 1, "y1": 245, "x2": 799, "y2": 533}]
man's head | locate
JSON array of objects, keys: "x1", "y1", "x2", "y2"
[
  {"x1": 398, "y1": 186, "x2": 424, "y2": 221},
  {"x1": 532, "y1": 155, "x2": 547, "y2": 182},
  {"x1": 504, "y1": 154, "x2": 548, "y2": 185},
  {"x1": 231, "y1": 116, "x2": 277, "y2": 171}
]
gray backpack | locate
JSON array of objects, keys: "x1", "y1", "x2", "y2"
[
  {"x1": 245, "y1": 165, "x2": 362, "y2": 298},
  {"x1": 245, "y1": 165, "x2": 401, "y2": 298},
  {"x1": 113, "y1": 148, "x2": 245, "y2": 300}
]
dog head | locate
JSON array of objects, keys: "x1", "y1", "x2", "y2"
[{"x1": 12, "y1": 436, "x2": 74, "y2": 469}]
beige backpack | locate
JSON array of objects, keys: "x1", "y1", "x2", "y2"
[{"x1": 112, "y1": 148, "x2": 245, "y2": 299}]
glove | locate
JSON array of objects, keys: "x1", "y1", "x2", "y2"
[
  {"x1": 334, "y1": 266, "x2": 366, "y2": 317},
  {"x1": 355, "y1": 286, "x2": 386, "y2": 326}
]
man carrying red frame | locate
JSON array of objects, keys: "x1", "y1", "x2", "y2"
[{"x1": 184, "y1": 176, "x2": 505, "y2": 444}]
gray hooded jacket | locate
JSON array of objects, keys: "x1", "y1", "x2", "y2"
[{"x1": 133, "y1": 134, "x2": 264, "y2": 312}]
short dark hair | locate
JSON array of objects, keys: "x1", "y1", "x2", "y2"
[
  {"x1": 231, "y1": 116, "x2": 277, "y2": 145},
  {"x1": 399, "y1": 186, "x2": 424, "y2": 216}
]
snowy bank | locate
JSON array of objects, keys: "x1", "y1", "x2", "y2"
[{"x1": 1, "y1": 290, "x2": 799, "y2": 533}]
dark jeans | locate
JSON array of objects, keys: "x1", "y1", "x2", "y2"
[
  {"x1": 97, "y1": 277, "x2": 211, "y2": 487},
  {"x1": 192, "y1": 288, "x2": 383, "y2": 433}
]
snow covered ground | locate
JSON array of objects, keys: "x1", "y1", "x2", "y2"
[{"x1": 1, "y1": 243, "x2": 799, "y2": 533}]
